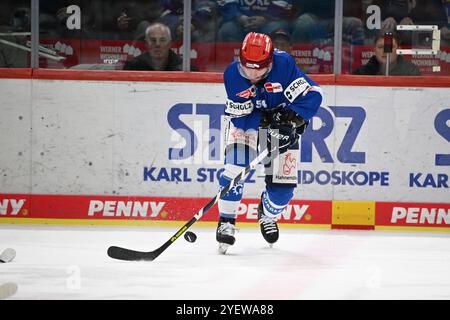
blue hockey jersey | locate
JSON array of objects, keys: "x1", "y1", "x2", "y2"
[{"x1": 223, "y1": 50, "x2": 323, "y2": 131}]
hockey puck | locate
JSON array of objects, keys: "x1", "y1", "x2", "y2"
[
  {"x1": 0, "y1": 248, "x2": 16, "y2": 263},
  {"x1": 184, "y1": 231, "x2": 197, "y2": 243}
]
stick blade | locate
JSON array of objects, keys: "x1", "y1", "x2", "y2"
[{"x1": 107, "y1": 246, "x2": 158, "y2": 261}]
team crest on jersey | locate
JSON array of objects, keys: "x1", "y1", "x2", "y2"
[
  {"x1": 264, "y1": 82, "x2": 283, "y2": 93},
  {"x1": 236, "y1": 85, "x2": 256, "y2": 99}
]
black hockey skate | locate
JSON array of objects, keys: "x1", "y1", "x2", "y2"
[
  {"x1": 258, "y1": 195, "x2": 279, "y2": 245},
  {"x1": 216, "y1": 216, "x2": 236, "y2": 254}
]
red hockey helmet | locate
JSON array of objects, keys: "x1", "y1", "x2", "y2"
[{"x1": 239, "y1": 32, "x2": 274, "y2": 69}]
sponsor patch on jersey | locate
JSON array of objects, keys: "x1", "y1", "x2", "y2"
[
  {"x1": 284, "y1": 77, "x2": 310, "y2": 102},
  {"x1": 236, "y1": 85, "x2": 257, "y2": 99},
  {"x1": 272, "y1": 151, "x2": 298, "y2": 184},
  {"x1": 264, "y1": 82, "x2": 283, "y2": 93},
  {"x1": 226, "y1": 126, "x2": 258, "y2": 150},
  {"x1": 225, "y1": 99, "x2": 254, "y2": 117}
]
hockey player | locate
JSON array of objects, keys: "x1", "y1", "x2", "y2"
[{"x1": 216, "y1": 32, "x2": 323, "y2": 252}]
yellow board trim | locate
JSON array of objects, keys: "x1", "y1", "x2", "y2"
[
  {"x1": 332, "y1": 200, "x2": 375, "y2": 226},
  {"x1": 375, "y1": 225, "x2": 450, "y2": 233},
  {"x1": 2, "y1": 218, "x2": 448, "y2": 232},
  {"x1": 0, "y1": 218, "x2": 330, "y2": 230}
]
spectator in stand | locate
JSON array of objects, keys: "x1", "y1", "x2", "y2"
[
  {"x1": 290, "y1": 0, "x2": 365, "y2": 45},
  {"x1": 123, "y1": 22, "x2": 196, "y2": 71},
  {"x1": 443, "y1": 0, "x2": 450, "y2": 46},
  {"x1": 271, "y1": 28, "x2": 312, "y2": 73},
  {"x1": 371, "y1": 0, "x2": 448, "y2": 45},
  {"x1": 0, "y1": 1, "x2": 14, "y2": 29},
  {"x1": 39, "y1": 0, "x2": 88, "y2": 38},
  {"x1": 0, "y1": 1, "x2": 30, "y2": 67},
  {"x1": 373, "y1": 0, "x2": 417, "y2": 32},
  {"x1": 191, "y1": 0, "x2": 218, "y2": 42},
  {"x1": 409, "y1": 0, "x2": 449, "y2": 47},
  {"x1": 353, "y1": 31, "x2": 421, "y2": 75},
  {"x1": 271, "y1": 29, "x2": 293, "y2": 54},
  {"x1": 80, "y1": 0, "x2": 116, "y2": 39},
  {"x1": 114, "y1": 0, "x2": 164, "y2": 41},
  {"x1": 160, "y1": 0, "x2": 184, "y2": 40},
  {"x1": 217, "y1": 0, "x2": 292, "y2": 41},
  {"x1": 162, "y1": 0, "x2": 218, "y2": 42}
]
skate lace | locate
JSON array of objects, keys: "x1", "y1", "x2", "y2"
[
  {"x1": 259, "y1": 216, "x2": 278, "y2": 234},
  {"x1": 218, "y1": 222, "x2": 236, "y2": 236}
]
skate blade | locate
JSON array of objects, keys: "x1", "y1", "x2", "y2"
[
  {"x1": 218, "y1": 243, "x2": 230, "y2": 255},
  {"x1": 0, "y1": 248, "x2": 16, "y2": 263},
  {"x1": 0, "y1": 283, "x2": 18, "y2": 300}
]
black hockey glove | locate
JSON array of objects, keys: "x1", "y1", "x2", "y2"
[
  {"x1": 266, "y1": 110, "x2": 308, "y2": 154},
  {"x1": 267, "y1": 123, "x2": 298, "y2": 154}
]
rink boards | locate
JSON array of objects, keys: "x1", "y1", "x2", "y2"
[
  {"x1": 1, "y1": 194, "x2": 449, "y2": 232},
  {"x1": 0, "y1": 70, "x2": 449, "y2": 232}
]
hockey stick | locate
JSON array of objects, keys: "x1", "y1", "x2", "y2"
[{"x1": 107, "y1": 146, "x2": 276, "y2": 261}]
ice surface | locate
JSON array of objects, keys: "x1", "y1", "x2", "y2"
[{"x1": 0, "y1": 224, "x2": 449, "y2": 299}]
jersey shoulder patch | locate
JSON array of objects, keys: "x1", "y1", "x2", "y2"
[{"x1": 283, "y1": 77, "x2": 311, "y2": 103}]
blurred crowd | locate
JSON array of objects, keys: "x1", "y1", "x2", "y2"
[
  {"x1": 2, "y1": 0, "x2": 448, "y2": 44},
  {"x1": 1, "y1": 0, "x2": 449, "y2": 70}
]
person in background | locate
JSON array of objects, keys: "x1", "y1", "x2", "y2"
[
  {"x1": 123, "y1": 22, "x2": 183, "y2": 71},
  {"x1": 271, "y1": 28, "x2": 312, "y2": 72},
  {"x1": 39, "y1": 0, "x2": 87, "y2": 38},
  {"x1": 217, "y1": 0, "x2": 292, "y2": 41},
  {"x1": 370, "y1": 0, "x2": 448, "y2": 45},
  {"x1": 271, "y1": 29, "x2": 293, "y2": 54},
  {"x1": 162, "y1": 0, "x2": 218, "y2": 42},
  {"x1": 291, "y1": 0, "x2": 365, "y2": 45},
  {"x1": 114, "y1": 0, "x2": 164, "y2": 41},
  {"x1": 442, "y1": 0, "x2": 450, "y2": 46},
  {"x1": 160, "y1": 0, "x2": 184, "y2": 39},
  {"x1": 0, "y1": 2, "x2": 30, "y2": 68},
  {"x1": 354, "y1": 31, "x2": 421, "y2": 75},
  {"x1": 190, "y1": 0, "x2": 218, "y2": 43}
]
